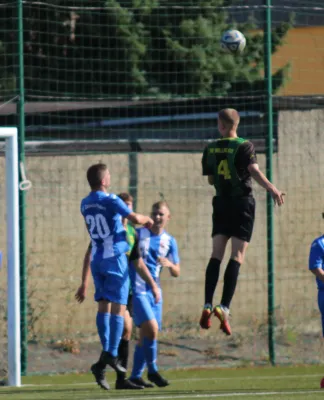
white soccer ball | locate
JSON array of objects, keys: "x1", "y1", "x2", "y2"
[{"x1": 221, "y1": 30, "x2": 246, "y2": 55}]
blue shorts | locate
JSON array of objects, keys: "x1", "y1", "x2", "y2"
[
  {"x1": 318, "y1": 290, "x2": 324, "y2": 337},
  {"x1": 91, "y1": 253, "x2": 129, "y2": 305},
  {"x1": 132, "y1": 291, "x2": 163, "y2": 330}
]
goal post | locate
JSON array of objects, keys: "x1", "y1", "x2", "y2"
[{"x1": 0, "y1": 127, "x2": 21, "y2": 387}]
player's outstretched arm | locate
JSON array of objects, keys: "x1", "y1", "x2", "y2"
[
  {"x1": 75, "y1": 243, "x2": 91, "y2": 303},
  {"x1": 110, "y1": 196, "x2": 153, "y2": 227},
  {"x1": 248, "y1": 163, "x2": 285, "y2": 206},
  {"x1": 127, "y1": 212, "x2": 154, "y2": 228}
]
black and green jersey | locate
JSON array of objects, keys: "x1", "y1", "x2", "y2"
[{"x1": 202, "y1": 137, "x2": 257, "y2": 197}]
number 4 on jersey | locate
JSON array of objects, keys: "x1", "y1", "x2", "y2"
[{"x1": 217, "y1": 159, "x2": 231, "y2": 180}]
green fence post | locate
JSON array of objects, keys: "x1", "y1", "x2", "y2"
[
  {"x1": 264, "y1": 0, "x2": 276, "y2": 365},
  {"x1": 128, "y1": 149, "x2": 138, "y2": 211},
  {"x1": 17, "y1": 0, "x2": 27, "y2": 376}
]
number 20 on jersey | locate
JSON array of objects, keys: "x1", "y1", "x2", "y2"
[{"x1": 86, "y1": 213, "x2": 111, "y2": 239}]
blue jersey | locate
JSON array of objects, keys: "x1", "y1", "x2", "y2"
[
  {"x1": 130, "y1": 227, "x2": 180, "y2": 295},
  {"x1": 80, "y1": 191, "x2": 131, "y2": 261},
  {"x1": 309, "y1": 235, "x2": 324, "y2": 290}
]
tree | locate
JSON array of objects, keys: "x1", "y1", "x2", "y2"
[
  {"x1": 0, "y1": 40, "x2": 16, "y2": 98},
  {"x1": 144, "y1": 0, "x2": 291, "y2": 96},
  {"x1": 0, "y1": 5, "x2": 17, "y2": 98},
  {"x1": 1, "y1": 0, "x2": 291, "y2": 98}
]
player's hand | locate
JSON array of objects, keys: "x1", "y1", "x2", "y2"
[
  {"x1": 144, "y1": 217, "x2": 154, "y2": 229},
  {"x1": 152, "y1": 284, "x2": 161, "y2": 304},
  {"x1": 269, "y1": 187, "x2": 285, "y2": 206},
  {"x1": 75, "y1": 284, "x2": 87, "y2": 303},
  {"x1": 158, "y1": 257, "x2": 173, "y2": 268}
]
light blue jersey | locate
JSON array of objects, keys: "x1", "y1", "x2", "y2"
[
  {"x1": 309, "y1": 235, "x2": 324, "y2": 290},
  {"x1": 129, "y1": 227, "x2": 180, "y2": 296},
  {"x1": 80, "y1": 191, "x2": 131, "y2": 262}
]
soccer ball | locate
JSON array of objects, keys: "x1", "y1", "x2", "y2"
[{"x1": 221, "y1": 30, "x2": 246, "y2": 55}]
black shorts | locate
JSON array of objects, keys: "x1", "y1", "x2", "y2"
[
  {"x1": 212, "y1": 196, "x2": 255, "y2": 242},
  {"x1": 126, "y1": 293, "x2": 133, "y2": 317}
]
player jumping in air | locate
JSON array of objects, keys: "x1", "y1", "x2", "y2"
[
  {"x1": 79, "y1": 164, "x2": 160, "y2": 390},
  {"x1": 200, "y1": 108, "x2": 285, "y2": 335},
  {"x1": 128, "y1": 201, "x2": 180, "y2": 388}
]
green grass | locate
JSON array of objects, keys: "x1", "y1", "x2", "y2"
[{"x1": 1, "y1": 365, "x2": 324, "y2": 400}]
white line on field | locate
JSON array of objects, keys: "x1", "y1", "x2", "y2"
[
  {"x1": 172, "y1": 374, "x2": 324, "y2": 383},
  {"x1": 20, "y1": 373, "x2": 324, "y2": 388},
  {"x1": 88, "y1": 389, "x2": 323, "y2": 400}
]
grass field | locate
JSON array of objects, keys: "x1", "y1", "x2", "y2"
[{"x1": 1, "y1": 365, "x2": 324, "y2": 400}]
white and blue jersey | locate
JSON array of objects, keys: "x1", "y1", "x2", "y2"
[
  {"x1": 129, "y1": 227, "x2": 180, "y2": 296},
  {"x1": 129, "y1": 227, "x2": 180, "y2": 329},
  {"x1": 309, "y1": 235, "x2": 324, "y2": 336},
  {"x1": 81, "y1": 191, "x2": 131, "y2": 262},
  {"x1": 309, "y1": 235, "x2": 324, "y2": 290},
  {"x1": 80, "y1": 191, "x2": 132, "y2": 304}
]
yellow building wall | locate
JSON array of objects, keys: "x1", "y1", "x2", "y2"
[{"x1": 272, "y1": 26, "x2": 324, "y2": 96}]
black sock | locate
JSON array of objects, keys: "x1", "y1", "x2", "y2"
[
  {"x1": 204, "y1": 258, "x2": 221, "y2": 305},
  {"x1": 97, "y1": 351, "x2": 107, "y2": 369},
  {"x1": 221, "y1": 259, "x2": 241, "y2": 309},
  {"x1": 116, "y1": 339, "x2": 129, "y2": 381}
]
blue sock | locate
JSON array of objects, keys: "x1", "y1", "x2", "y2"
[
  {"x1": 96, "y1": 312, "x2": 110, "y2": 351},
  {"x1": 143, "y1": 337, "x2": 158, "y2": 374},
  {"x1": 108, "y1": 314, "x2": 124, "y2": 357},
  {"x1": 130, "y1": 344, "x2": 146, "y2": 379}
]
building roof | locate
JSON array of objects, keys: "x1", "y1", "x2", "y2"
[{"x1": 229, "y1": 0, "x2": 324, "y2": 28}]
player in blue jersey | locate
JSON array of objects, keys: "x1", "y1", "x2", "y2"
[
  {"x1": 80, "y1": 163, "x2": 159, "y2": 391},
  {"x1": 309, "y1": 230, "x2": 324, "y2": 337},
  {"x1": 128, "y1": 200, "x2": 180, "y2": 388}
]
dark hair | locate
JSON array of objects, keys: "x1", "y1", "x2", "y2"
[
  {"x1": 118, "y1": 192, "x2": 134, "y2": 203},
  {"x1": 86, "y1": 163, "x2": 108, "y2": 189}
]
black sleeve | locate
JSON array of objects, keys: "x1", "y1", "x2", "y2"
[
  {"x1": 235, "y1": 141, "x2": 257, "y2": 169},
  {"x1": 202, "y1": 145, "x2": 212, "y2": 176},
  {"x1": 129, "y1": 234, "x2": 140, "y2": 261}
]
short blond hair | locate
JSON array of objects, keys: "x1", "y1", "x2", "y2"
[
  {"x1": 218, "y1": 108, "x2": 240, "y2": 128},
  {"x1": 152, "y1": 200, "x2": 170, "y2": 212}
]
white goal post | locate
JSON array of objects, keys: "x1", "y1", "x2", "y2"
[{"x1": 0, "y1": 127, "x2": 21, "y2": 387}]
